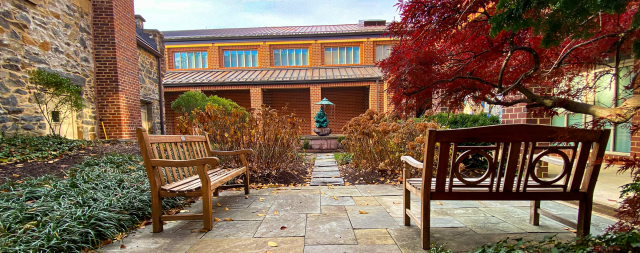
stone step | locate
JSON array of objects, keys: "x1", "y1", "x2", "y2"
[
  {"x1": 311, "y1": 171, "x2": 341, "y2": 178},
  {"x1": 312, "y1": 166, "x2": 339, "y2": 172},
  {"x1": 310, "y1": 177, "x2": 344, "y2": 186}
]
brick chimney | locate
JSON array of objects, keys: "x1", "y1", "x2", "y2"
[{"x1": 92, "y1": 0, "x2": 141, "y2": 139}]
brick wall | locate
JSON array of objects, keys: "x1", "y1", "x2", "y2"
[
  {"x1": 501, "y1": 103, "x2": 552, "y2": 177},
  {"x1": 202, "y1": 90, "x2": 251, "y2": 109},
  {"x1": 92, "y1": 0, "x2": 140, "y2": 140},
  {"x1": 321, "y1": 86, "x2": 369, "y2": 134},
  {"x1": 164, "y1": 92, "x2": 180, "y2": 134},
  {"x1": 263, "y1": 88, "x2": 312, "y2": 133}
]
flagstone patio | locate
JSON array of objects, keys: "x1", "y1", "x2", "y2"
[{"x1": 100, "y1": 183, "x2": 615, "y2": 253}]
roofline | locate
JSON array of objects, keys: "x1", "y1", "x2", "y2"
[
  {"x1": 164, "y1": 31, "x2": 387, "y2": 42},
  {"x1": 136, "y1": 36, "x2": 162, "y2": 57},
  {"x1": 163, "y1": 77, "x2": 382, "y2": 87},
  {"x1": 166, "y1": 65, "x2": 378, "y2": 73}
]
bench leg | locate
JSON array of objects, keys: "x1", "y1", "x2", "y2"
[
  {"x1": 530, "y1": 200, "x2": 540, "y2": 226},
  {"x1": 213, "y1": 188, "x2": 219, "y2": 197},
  {"x1": 202, "y1": 189, "x2": 214, "y2": 231},
  {"x1": 577, "y1": 198, "x2": 592, "y2": 237},
  {"x1": 244, "y1": 170, "x2": 250, "y2": 195},
  {"x1": 151, "y1": 194, "x2": 163, "y2": 233},
  {"x1": 421, "y1": 196, "x2": 431, "y2": 250},
  {"x1": 403, "y1": 166, "x2": 410, "y2": 226}
]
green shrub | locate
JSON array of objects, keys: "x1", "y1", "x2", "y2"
[
  {"x1": 302, "y1": 139, "x2": 311, "y2": 150},
  {"x1": 427, "y1": 112, "x2": 500, "y2": 169},
  {"x1": 171, "y1": 90, "x2": 246, "y2": 115},
  {"x1": 0, "y1": 135, "x2": 95, "y2": 163},
  {"x1": 471, "y1": 232, "x2": 640, "y2": 253},
  {"x1": 426, "y1": 112, "x2": 500, "y2": 129},
  {"x1": 0, "y1": 154, "x2": 186, "y2": 252},
  {"x1": 334, "y1": 152, "x2": 353, "y2": 165}
]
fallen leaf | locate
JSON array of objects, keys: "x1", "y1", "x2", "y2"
[
  {"x1": 217, "y1": 203, "x2": 222, "y2": 207},
  {"x1": 274, "y1": 211, "x2": 278, "y2": 215},
  {"x1": 180, "y1": 210, "x2": 190, "y2": 213},
  {"x1": 16, "y1": 181, "x2": 23, "y2": 184},
  {"x1": 259, "y1": 198, "x2": 265, "y2": 202},
  {"x1": 359, "y1": 210, "x2": 369, "y2": 214},
  {"x1": 12, "y1": 174, "x2": 20, "y2": 178},
  {"x1": 15, "y1": 164, "x2": 23, "y2": 167},
  {"x1": 128, "y1": 166, "x2": 135, "y2": 169},
  {"x1": 224, "y1": 207, "x2": 229, "y2": 211},
  {"x1": 393, "y1": 202, "x2": 401, "y2": 204},
  {"x1": 257, "y1": 214, "x2": 266, "y2": 216},
  {"x1": 333, "y1": 196, "x2": 338, "y2": 200},
  {"x1": 562, "y1": 227, "x2": 570, "y2": 230},
  {"x1": 60, "y1": 165, "x2": 68, "y2": 168},
  {"x1": 569, "y1": 229, "x2": 577, "y2": 233},
  {"x1": 268, "y1": 241, "x2": 278, "y2": 247},
  {"x1": 224, "y1": 218, "x2": 234, "y2": 221},
  {"x1": 436, "y1": 201, "x2": 443, "y2": 206},
  {"x1": 198, "y1": 228, "x2": 208, "y2": 232},
  {"x1": 266, "y1": 251, "x2": 274, "y2": 253},
  {"x1": 245, "y1": 195, "x2": 249, "y2": 199},
  {"x1": 120, "y1": 245, "x2": 127, "y2": 249},
  {"x1": 328, "y1": 186, "x2": 334, "y2": 189},
  {"x1": 280, "y1": 226, "x2": 287, "y2": 230},
  {"x1": 345, "y1": 182, "x2": 351, "y2": 186},
  {"x1": 214, "y1": 217, "x2": 222, "y2": 222}
]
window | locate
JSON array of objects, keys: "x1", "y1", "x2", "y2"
[
  {"x1": 223, "y1": 50, "x2": 258, "y2": 68},
  {"x1": 376, "y1": 45, "x2": 392, "y2": 61},
  {"x1": 274, "y1": 49, "x2": 309, "y2": 66},
  {"x1": 324, "y1": 47, "x2": 360, "y2": 65},
  {"x1": 173, "y1": 51, "x2": 208, "y2": 69},
  {"x1": 141, "y1": 103, "x2": 153, "y2": 133}
]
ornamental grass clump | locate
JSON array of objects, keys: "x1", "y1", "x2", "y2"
[
  {"x1": 341, "y1": 109, "x2": 439, "y2": 175},
  {"x1": 0, "y1": 134, "x2": 96, "y2": 163},
  {"x1": 175, "y1": 104, "x2": 305, "y2": 181},
  {"x1": 0, "y1": 154, "x2": 186, "y2": 252}
]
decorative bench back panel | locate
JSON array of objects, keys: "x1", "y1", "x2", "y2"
[
  {"x1": 425, "y1": 124, "x2": 610, "y2": 194},
  {"x1": 143, "y1": 134, "x2": 211, "y2": 185}
]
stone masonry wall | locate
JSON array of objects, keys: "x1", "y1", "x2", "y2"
[
  {"x1": 138, "y1": 46, "x2": 161, "y2": 134},
  {"x1": 0, "y1": 0, "x2": 96, "y2": 138}
]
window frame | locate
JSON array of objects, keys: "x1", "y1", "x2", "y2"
[
  {"x1": 375, "y1": 44, "x2": 393, "y2": 62},
  {"x1": 172, "y1": 50, "x2": 209, "y2": 70},
  {"x1": 222, "y1": 49, "x2": 259, "y2": 68},
  {"x1": 273, "y1": 48, "x2": 310, "y2": 67},
  {"x1": 323, "y1": 46, "x2": 361, "y2": 65}
]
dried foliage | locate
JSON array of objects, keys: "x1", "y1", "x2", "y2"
[
  {"x1": 175, "y1": 105, "x2": 305, "y2": 183},
  {"x1": 341, "y1": 109, "x2": 439, "y2": 175}
]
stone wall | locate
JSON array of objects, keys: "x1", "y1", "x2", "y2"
[
  {"x1": 0, "y1": 0, "x2": 95, "y2": 138},
  {"x1": 138, "y1": 46, "x2": 161, "y2": 134}
]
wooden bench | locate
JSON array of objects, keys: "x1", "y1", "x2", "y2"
[
  {"x1": 400, "y1": 124, "x2": 609, "y2": 249},
  {"x1": 136, "y1": 128, "x2": 252, "y2": 232}
]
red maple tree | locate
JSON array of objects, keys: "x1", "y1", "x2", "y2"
[{"x1": 379, "y1": 0, "x2": 640, "y2": 233}]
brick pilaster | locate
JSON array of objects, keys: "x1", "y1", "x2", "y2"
[
  {"x1": 368, "y1": 82, "x2": 382, "y2": 112},
  {"x1": 259, "y1": 43, "x2": 270, "y2": 67},
  {"x1": 250, "y1": 87, "x2": 263, "y2": 111},
  {"x1": 362, "y1": 39, "x2": 375, "y2": 65},
  {"x1": 501, "y1": 103, "x2": 552, "y2": 177},
  {"x1": 92, "y1": 0, "x2": 141, "y2": 140},
  {"x1": 310, "y1": 85, "x2": 321, "y2": 134}
]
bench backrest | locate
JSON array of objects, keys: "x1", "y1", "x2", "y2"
[
  {"x1": 137, "y1": 128, "x2": 213, "y2": 186},
  {"x1": 421, "y1": 124, "x2": 610, "y2": 194}
]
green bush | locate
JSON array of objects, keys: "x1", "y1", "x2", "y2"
[
  {"x1": 170, "y1": 90, "x2": 246, "y2": 115},
  {"x1": 334, "y1": 152, "x2": 353, "y2": 165},
  {"x1": 471, "y1": 232, "x2": 640, "y2": 253},
  {"x1": 0, "y1": 135, "x2": 95, "y2": 163},
  {"x1": 302, "y1": 139, "x2": 311, "y2": 150},
  {"x1": 427, "y1": 112, "x2": 500, "y2": 169},
  {"x1": 426, "y1": 112, "x2": 500, "y2": 129},
  {"x1": 0, "y1": 154, "x2": 186, "y2": 252}
]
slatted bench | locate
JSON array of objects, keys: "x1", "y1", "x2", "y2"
[
  {"x1": 401, "y1": 124, "x2": 609, "y2": 249},
  {"x1": 136, "y1": 128, "x2": 252, "y2": 232}
]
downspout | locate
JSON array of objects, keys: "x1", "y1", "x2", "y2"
[
  {"x1": 376, "y1": 80, "x2": 380, "y2": 112},
  {"x1": 157, "y1": 56, "x2": 165, "y2": 134}
]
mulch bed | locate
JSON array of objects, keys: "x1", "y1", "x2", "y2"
[{"x1": 0, "y1": 142, "x2": 140, "y2": 183}]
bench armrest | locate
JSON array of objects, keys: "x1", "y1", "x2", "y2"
[
  {"x1": 401, "y1": 156, "x2": 424, "y2": 168},
  {"x1": 209, "y1": 149, "x2": 253, "y2": 156},
  {"x1": 150, "y1": 157, "x2": 220, "y2": 167}
]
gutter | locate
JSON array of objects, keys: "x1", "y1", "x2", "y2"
[{"x1": 162, "y1": 77, "x2": 383, "y2": 87}]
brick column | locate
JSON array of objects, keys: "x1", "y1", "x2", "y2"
[
  {"x1": 250, "y1": 87, "x2": 263, "y2": 111},
  {"x1": 92, "y1": 0, "x2": 141, "y2": 140},
  {"x1": 210, "y1": 45, "x2": 220, "y2": 69},
  {"x1": 311, "y1": 43, "x2": 322, "y2": 66},
  {"x1": 259, "y1": 43, "x2": 270, "y2": 67},
  {"x1": 368, "y1": 82, "x2": 381, "y2": 112},
  {"x1": 502, "y1": 103, "x2": 552, "y2": 177},
  {"x1": 310, "y1": 85, "x2": 321, "y2": 134},
  {"x1": 384, "y1": 81, "x2": 395, "y2": 113},
  {"x1": 363, "y1": 39, "x2": 375, "y2": 65}
]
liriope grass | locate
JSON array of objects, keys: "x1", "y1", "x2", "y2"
[{"x1": 0, "y1": 154, "x2": 186, "y2": 252}]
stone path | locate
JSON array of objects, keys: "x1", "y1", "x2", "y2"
[
  {"x1": 309, "y1": 153, "x2": 344, "y2": 186},
  {"x1": 101, "y1": 185, "x2": 616, "y2": 253}
]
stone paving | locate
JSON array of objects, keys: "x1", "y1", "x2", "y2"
[
  {"x1": 309, "y1": 153, "x2": 345, "y2": 186},
  {"x1": 101, "y1": 183, "x2": 616, "y2": 253}
]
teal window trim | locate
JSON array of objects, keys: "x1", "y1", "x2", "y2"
[{"x1": 173, "y1": 51, "x2": 208, "y2": 69}]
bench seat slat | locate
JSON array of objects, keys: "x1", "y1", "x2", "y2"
[{"x1": 161, "y1": 167, "x2": 245, "y2": 193}]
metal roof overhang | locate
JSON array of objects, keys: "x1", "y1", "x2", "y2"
[{"x1": 164, "y1": 31, "x2": 387, "y2": 42}]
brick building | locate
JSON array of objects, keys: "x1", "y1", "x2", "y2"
[
  {"x1": 0, "y1": 0, "x2": 165, "y2": 140},
  {"x1": 161, "y1": 20, "x2": 394, "y2": 134}
]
